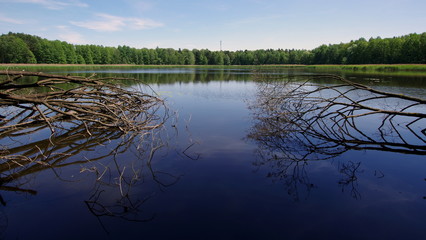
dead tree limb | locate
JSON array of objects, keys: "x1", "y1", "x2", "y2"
[
  {"x1": 248, "y1": 73, "x2": 426, "y2": 199},
  {"x1": 0, "y1": 70, "x2": 168, "y2": 192},
  {"x1": 0, "y1": 71, "x2": 188, "y2": 222},
  {"x1": 249, "y1": 73, "x2": 426, "y2": 156},
  {"x1": 0, "y1": 70, "x2": 165, "y2": 135}
]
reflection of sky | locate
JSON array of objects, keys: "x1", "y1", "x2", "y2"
[
  {"x1": 2, "y1": 70, "x2": 426, "y2": 239},
  {"x1": 152, "y1": 80, "x2": 257, "y2": 158}
]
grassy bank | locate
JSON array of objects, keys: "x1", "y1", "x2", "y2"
[
  {"x1": 305, "y1": 64, "x2": 426, "y2": 72},
  {"x1": 1, "y1": 64, "x2": 426, "y2": 75}
]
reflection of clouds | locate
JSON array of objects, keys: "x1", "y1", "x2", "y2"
[
  {"x1": 308, "y1": 160, "x2": 337, "y2": 173},
  {"x1": 195, "y1": 135, "x2": 255, "y2": 158},
  {"x1": 358, "y1": 173, "x2": 421, "y2": 206},
  {"x1": 191, "y1": 81, "x2": 255, "y2": 101},
  {"x1": 366, "y1": 183, "x2": 418, "y2": 203}
]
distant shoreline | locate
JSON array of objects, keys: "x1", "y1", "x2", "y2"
[{"x1": 1, "y1": 64, "x2": 426, "y2": 71}]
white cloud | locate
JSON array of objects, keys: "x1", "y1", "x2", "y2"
[
  {"x1": 70, "y1": 13, "x2": 164, "y2": 32},
  {"x1": 56, "y1": 26, "x2": 86, "y2": 44},
  {"x1": 7, "y1": 0, "x2": 88, "y2": 10},
  {"x1": 228, "y1": 15, "x2": 283, "y2": 28},
  {"x1": 131, "y1": 1, "x2": 155, "y2": 12},
  {"x1": 0, "y1": 14, "x2": 25, "y2": 24},
  {"x1": 71, "y1": 14, "x2": 125, "y2": 32},
  {"x1": 129, "y1": 17, "x2": 163, "y2": 30},
  {"x1": 58, "y1": 32, "x2": 86, "y2": 44}
]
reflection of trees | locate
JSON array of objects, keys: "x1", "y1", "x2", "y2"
[
  {"x1": 0, "y1": 71, "x2": 187, "y2": 230},
  {"x1": 60, "y1": 68, "x2": 253, "y2": 84},
  {"x1": 248, "y1": 74, "x2": 426, "y2": 200}
]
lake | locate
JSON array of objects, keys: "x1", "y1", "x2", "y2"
[{"x1": 0, "y1": 67, "x2": 425, "y2": 240}]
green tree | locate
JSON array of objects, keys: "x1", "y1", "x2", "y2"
[
  {"x1": 75, "y1": 45, "x2": 94, "y2": 64},
  {"x1": 62, "y1": 43, "x2": 77, "y2": 64},
  {"x1": 420, "y1": 33, "x2": 426, "y2": 63},
  {"x1": 9, "y1": 32, "x2": 43, "y2": 63},
  {"x1": 402, "y1": 34, "x2": 422, "y2": 63},
  {"x1": 0, "y1": 35, "x2": 36, "y2": 63},
  {"x1": 76, "y1": 54, "x2": 85, "y2": 64},
  {"x1": 182, "y1": 49, "x2": 195, "y2": 65},
  {"x1": 51, "y1": 40, "x2": 67, "y2": 64},
  {"x1": 2, "y1": 31, "x2": 426, "y2": 65}
]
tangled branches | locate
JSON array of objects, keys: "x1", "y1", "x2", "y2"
[
  {"x1": 250, "y1": 74, "x2": 426, "y2": 157},
  {"x1": 0, "y1": 70, "x2": 165, "y2": 135},
  {"x1": 248, "y1": 74, "x2": 426, "y2": 199},
  {"x1": 0, "y1": 70, "x2": 168, "y2": 190},
  {"x1": 0, "y1": 70, "x2": 176, "y2": 223}
]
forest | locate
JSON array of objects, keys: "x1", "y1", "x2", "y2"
[{"x1": 0, "y1": 32, "x2": 425, "y2": 65}]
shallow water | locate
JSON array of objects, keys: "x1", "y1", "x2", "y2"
[{"x1": 0, "y1": 68, "x2": 425, "y2": 239}]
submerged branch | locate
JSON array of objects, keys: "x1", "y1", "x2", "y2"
[
  {"x1": 0, "y1": 70, "x2": 165, "y2": 134},
  {"x1": 248, "y1": 73, "x2": 426, "y2": 199},
  {"x1": 0, "y1": 70, "x2": 168, "y2": 191}
]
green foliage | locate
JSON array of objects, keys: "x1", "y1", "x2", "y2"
[
  {"x1": 0, "y1": 35, "x2": 36, "y2": 63},
  {"x1": 322, "y1": 33, "x2": 426, "y2": 64},
  {"x1": 1, "y1": 32, "x2": 425, "y2": 65}
]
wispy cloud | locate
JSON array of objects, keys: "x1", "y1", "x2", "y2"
[
  {"x1": 228, "y1": 15, "x2": 283, "y2": 27},
  {"x1": 70, "y1": 13, "x2": 164, "y2": 32},
  {"x1": 131, "y1": 1, "x2": 155, "y2": 12},
  {"x1": 56, "y1": 25, "x2": 86, "y2": 44},
  {"x1": 7, "y1": 0, "x2": 88, "y2": 10},
  {"x1": 210, "y1": 3, "x2": 231, "y2": 11},
  {"x1": 0, "y1": 14, "x2": 25, "y2": 24}
]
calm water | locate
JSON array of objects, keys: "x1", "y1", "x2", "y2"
[{"x1": 1, "y1": 67, "x2": 425, "y2": 240}]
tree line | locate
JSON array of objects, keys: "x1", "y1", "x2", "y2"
[{"x1": 0, "y1": 32, "x2": 425, "y2": 65}]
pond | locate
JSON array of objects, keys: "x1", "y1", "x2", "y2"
[{"x1": 0, "y1": 67, "x2": 425, "y2": 240}]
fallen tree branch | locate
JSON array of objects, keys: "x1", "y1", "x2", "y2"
[
  {"x1": 249, "y1": 73, "x2": 426, "y2": 156},
  {"x1": 0, "y1": 70, "x2": 165, "y2": 135},
  {"x1": 248, "y1": 73, "x2": 426, "y2": 200}
]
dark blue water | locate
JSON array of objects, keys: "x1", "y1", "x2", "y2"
[{"x1": 0, "y1": 68, "x2": 425, "y2": 239}]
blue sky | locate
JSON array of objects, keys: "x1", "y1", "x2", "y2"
[{"x1": 0, "y1": 0, "x2": 425, "y2": 51}]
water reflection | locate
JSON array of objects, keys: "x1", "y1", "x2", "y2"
[
  {"x1": 56, "y1": 68, "x2": 255, "y2": 84},
  {"x1": 0, "y1": 110, "x2": 193, "y2": 236},
  {"x1": 1, "y1": 68, "x2": 426, "y2": 238},
  {"x1": 248, "y1": 74, "x2": 426, "y2": 200},
  {"x1": 0, "y1": 72, "x2": 197, "y2": 237}
]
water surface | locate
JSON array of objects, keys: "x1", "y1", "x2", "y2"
[{"x1": 0, "y1": 67, "x2": 425, "y2": 239}]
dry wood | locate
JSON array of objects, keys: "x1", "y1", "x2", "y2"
[
  {"x1": 0, "y1": 71, "x2": 185, "y2": 222},
  {"x1": 248, "y1": 73, "x2": 426, "y2": 199},
  {"x1": 0, "y1": 70, "x2": 165, "y2": 135},
  {"x1": 0, "y1": 70, "x2": 168, "y2": 192},
  {"x1": 249, "y1": 73, "x2": 426, "y2": 156}
]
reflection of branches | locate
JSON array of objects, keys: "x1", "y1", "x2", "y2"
[
  {"x1": 338, "y1": 161, "x2": 362, "y2": 199},
  {"x1": 0, "y1": 70, "x2": 165, "y2": 181},
  {"x1": 0, "y1": 122, "x2": 134, "y2": 194},
  {"x1": 80, "y1": 124, "x2": 188, "y2": 233},
  {"x1": 251, "y1": 74, "x2": 425, "y2": 155},
  {"x1": 85, "y1": 184, "x2": 155, "y2": 223},
  {"x1": 248, "y1": 74, "x2": 426, "y2": 199},
  {"x1": 0, "y1": 71, "x2": 182, "y2": 225},
  {"x1": 253, "y1": 152, "x2": 315, "y2": 201}
]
